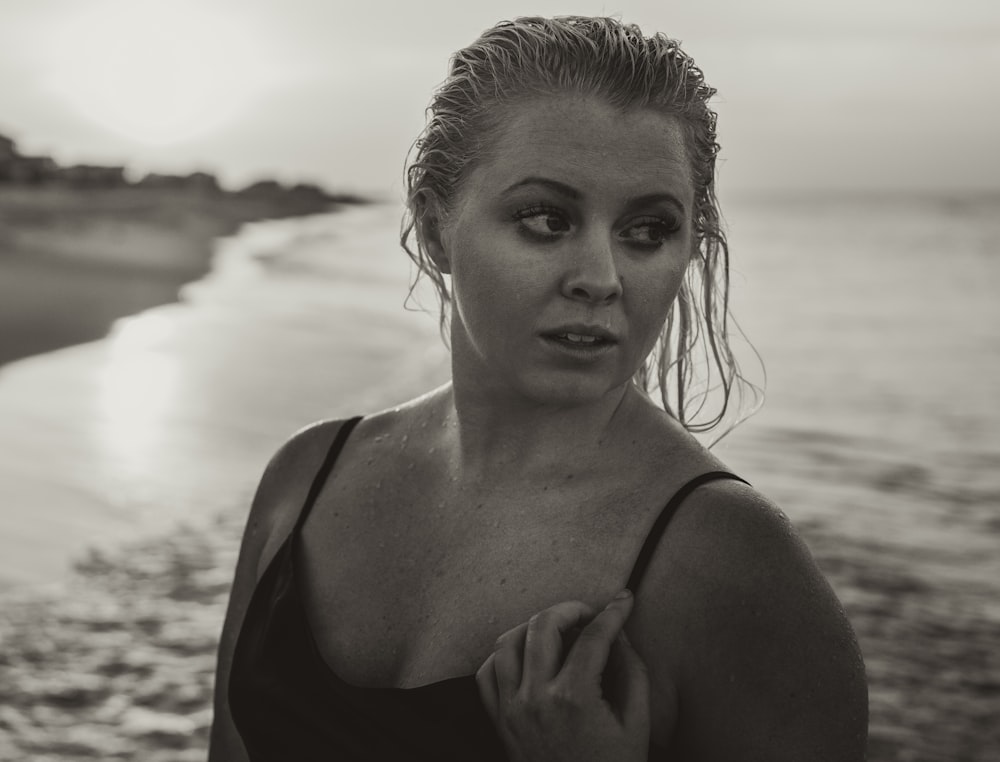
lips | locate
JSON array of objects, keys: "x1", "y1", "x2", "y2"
[{"x1": 541, "y1": 324, "x2": 619, "y2": 344}]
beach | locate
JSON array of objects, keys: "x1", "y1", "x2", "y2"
[{"x1": 1, "y1": 196, "x2": 998, "y2": 760}]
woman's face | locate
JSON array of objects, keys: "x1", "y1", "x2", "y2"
[{"x1": 434, "y1": 94, "x2": 696, "y2": 408}]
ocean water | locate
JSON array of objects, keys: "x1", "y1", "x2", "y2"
[
  {"x1": 721, "y1": 194, "x2": 1000, "y2": 578},
  {"x1": 0, "y1": 205, "x2": 450, "y2": 588},
  {"x1": 0, "y1": 194, "x2": 997, "y2": 757}
]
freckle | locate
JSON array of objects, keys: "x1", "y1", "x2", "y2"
[
  {"x1": 519, "y1": 587, "x2": 528, "y2": 594},
  {"x1": 542, "y1": 485, "x2": 548, "y2": 491},
  {"x1": 366, "y1": 458, "x2": 374, "y2": 466},
  {"x1": 566, "y1": 473, "x2": 574, "y2": 480},
  {"x1": 499, "y1": 577, "x2": 507, "y2": 586},
  {"x1": 553, "y1": 556, "x2": 560, "y2": 563}
]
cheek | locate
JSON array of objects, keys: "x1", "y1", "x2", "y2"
[
  {"x1": 632, "y1": 258, "x2": 689, "y2": 322},
  {"x1": 449, "y1": 240, "x2": 536, "y2": 331}
]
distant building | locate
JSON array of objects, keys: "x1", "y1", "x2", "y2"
[
  {"x1": 0, "y1": 133, "x2": 62, "y2": 184},
  {"x1": 0, "y1": 131, "x2": 127, "y2": 187},
  {"x1": 57, "y1": 164, "x2": 126, "y2": 187},
  {"x1": 0, "y1": 134, "x2": 16, "y2": 161}
]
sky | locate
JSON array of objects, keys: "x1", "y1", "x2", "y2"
[{"x1": 0, "y1": 0, "x2": 998, "y2": 199}]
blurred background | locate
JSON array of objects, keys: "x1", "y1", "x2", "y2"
[{"x1": 0, "y1": 1, "x2": 997, "y2": 760}]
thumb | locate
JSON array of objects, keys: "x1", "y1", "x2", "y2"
[{"x1": 614, "y1": 631, "x2": 651, "y2": 735}]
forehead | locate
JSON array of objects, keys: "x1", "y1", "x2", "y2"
[{"x1": 462, "y1": 95, "x2": 694, "y2": 205}]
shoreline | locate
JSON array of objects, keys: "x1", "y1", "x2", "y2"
[{"x1": 0, "y1": 184, "x2": 361, "y2": 367}]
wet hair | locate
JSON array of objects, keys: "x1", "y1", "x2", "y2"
[{"x1": 401, "y1": 15, "x2": 762, "y2": 438}]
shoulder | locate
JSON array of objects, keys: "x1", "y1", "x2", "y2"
[
  {"x1": 629, "y1": 479, "x2": 868, "y2": 760},
  {"x1": 246, "y1": 417, "x2": 361, "y2": 576},
  {"x1": 209, "y1": 416, "x2": 359, "y2": 760}
]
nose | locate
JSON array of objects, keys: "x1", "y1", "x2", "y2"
[{"x1": 561, "y1": 234, "x2": 623, "y2": 304}]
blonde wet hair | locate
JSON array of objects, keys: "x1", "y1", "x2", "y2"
[{"x1": 401, "y1": 15, "x2": 761, "y2": 437}]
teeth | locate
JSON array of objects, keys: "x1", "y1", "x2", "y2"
[{"x1": 562, "y1": 333, "x2": 599, "y2": 344}]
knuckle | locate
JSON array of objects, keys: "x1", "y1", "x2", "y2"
[{"x1": 543, "y1": 682, "x2": 582, "y2": 710}]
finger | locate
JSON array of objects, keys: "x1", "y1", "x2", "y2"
[
  {"x1": 522, "y1": 600, "x2": 597, "y2": 689},
  {"x1": 613, "y1": 631, "x2": 651, "y2": 735},
  {"x1": 562, "y1": 589, "x2": 634, "y2": 684},
  {"x1": 492, "y1": 621, "x2": 529, "y2": 701},
  {"x1": 475, "y1": 652, "x2": 500, "y2": 722}
]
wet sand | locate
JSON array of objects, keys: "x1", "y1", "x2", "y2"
[{"x1": 0, "y1": 185, "x2": 347, "y2": 366}]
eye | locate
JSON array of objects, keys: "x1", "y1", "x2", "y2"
[
  {"x1": 513, "y1": 205, "x2": 571, "y2": 239},
  {"x1": 621, "y1": 216, "x2": 680, "y2": 247}
]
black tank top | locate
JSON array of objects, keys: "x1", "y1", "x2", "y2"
[{"x1": 229, "y1": 416, "x2": 748, "y2": 760}]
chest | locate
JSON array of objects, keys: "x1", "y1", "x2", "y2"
[{"x1": 294, "y1": 468, "x2": 659, "y2": 689}]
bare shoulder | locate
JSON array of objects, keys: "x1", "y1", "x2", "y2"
[
  {"x1": 629, "y1": 479, "x2": 868, "y2": 761},
  {"x1": 246, "y1": 418, "x2": 359, "y2": 573}
]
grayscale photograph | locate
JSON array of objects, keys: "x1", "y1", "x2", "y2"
[{"x1": 0, "y1": 2, "x2": 997, "y2": 760}]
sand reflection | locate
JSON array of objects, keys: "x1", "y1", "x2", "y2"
[{"x1": 95, "y1": 312, "x2": 180, "y2": 486}]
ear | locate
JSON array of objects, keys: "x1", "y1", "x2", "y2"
[{"x1": 415, "y1": 193, "x2": 452, "y2": 275}]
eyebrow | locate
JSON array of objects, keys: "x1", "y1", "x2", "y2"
[{"x1": 501, "y1": 176, "x2": 687, "y2": 215}]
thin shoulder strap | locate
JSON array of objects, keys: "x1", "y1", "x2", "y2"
[
  {"x1": 293, "y1": 416, "x2": 363, "y2": 533},
  {"x1": 626, "y1": 471, "x2": 750, "y2": 594}
]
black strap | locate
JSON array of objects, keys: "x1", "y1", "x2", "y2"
[
  {"x1": 293, "y1": 416, "x2": 363, "y2": 533},
  {"x1": 625, "y1": 471, "x2": 750, "y2": 594}
]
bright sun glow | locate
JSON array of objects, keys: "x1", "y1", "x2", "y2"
[{"x1": 42, "y1": 0, "x2": 278, "y2": 145}]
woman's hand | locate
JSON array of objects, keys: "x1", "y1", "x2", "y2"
[{"x1": 476, "y1": 591, "x2": 650, "y2": 762}]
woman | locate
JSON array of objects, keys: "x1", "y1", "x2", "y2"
[{"x1": 210, "y1": 16, "x2": 868, "y2": 761}]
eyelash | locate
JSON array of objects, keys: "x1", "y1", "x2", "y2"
[{"x1": 511, "y1": 204, "x2": 680, "y2": 247}]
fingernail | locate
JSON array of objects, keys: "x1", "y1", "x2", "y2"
[{"x1": 613, "y1": 589, "x2": 632, "y2": 601}]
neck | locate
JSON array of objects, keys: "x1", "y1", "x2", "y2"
[{"x1": 441, "y1": 379, "x2": 649, "y2": 485}]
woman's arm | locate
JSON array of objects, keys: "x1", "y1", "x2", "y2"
[
  {"x1": 208, "y1": 421, "x2": 346, "y2": 762},
  {"x1": 630, "y1": 479, "x2": 868, "y2": 760}
]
